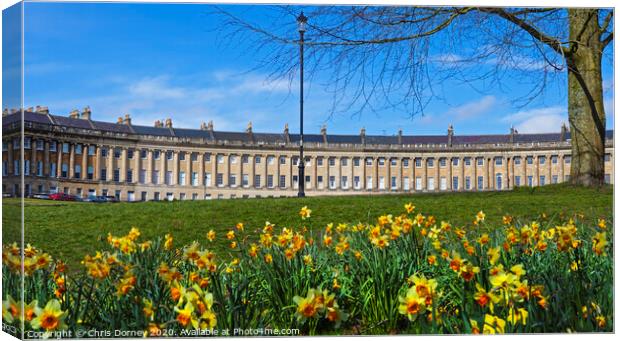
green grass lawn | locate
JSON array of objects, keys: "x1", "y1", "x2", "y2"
[{"x1": 2, "y1": 184, "x2": 613, "y2": 270}]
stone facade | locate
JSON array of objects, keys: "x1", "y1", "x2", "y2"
[{"x1": 1, "y1": 108, "x2": 614, "y2": 201}]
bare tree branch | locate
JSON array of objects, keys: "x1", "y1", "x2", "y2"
[{"x1": 478, "y1": 7, "x2": 570, "y2": 55}]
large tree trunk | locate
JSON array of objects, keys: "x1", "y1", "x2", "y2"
[{"x1": 566, "y1": 9, "x2": 606, "y2": 187}]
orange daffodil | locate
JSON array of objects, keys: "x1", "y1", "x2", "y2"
[
  {"x1": 30, "y1": 299, "x2": 68, "y2": 334},
  {"x1": 293, "y1": 289, "x2": 348, "y2": 327}
]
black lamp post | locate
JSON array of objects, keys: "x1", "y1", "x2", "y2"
[{"x1": 297, "y1": 11, "x2": 307, "y2": 198}]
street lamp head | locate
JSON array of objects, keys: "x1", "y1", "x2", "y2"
[{"x1": 297, "y1": 11, "x2": 308, "y2": 33}]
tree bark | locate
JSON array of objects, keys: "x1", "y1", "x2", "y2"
[{"x1": 566, "y1": 9, "x2": 606, "y2": 187}]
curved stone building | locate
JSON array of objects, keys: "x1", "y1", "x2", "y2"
[{"x1": 2, "y1": 106, "x2": 614, "y2": 200}]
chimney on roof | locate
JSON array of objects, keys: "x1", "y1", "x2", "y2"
[
  {"x1": 207, "y1": 120, "x2": 214, "y2": 131},
  {"x1": 510, "y1": 125, "x2": 516, "y2": 143},
  {"x1": 447, "y1": 124, "x2": 454, "y2": 147},
  {"x1": 398, "y1": 129, "x2": 403, "y2": 144},
  {"x1": 123, "y1": 114, "x2": 132, "y2": 125},
  {"x1": 154, "y1": 120, "x2": 163, "y2": 128},
  {"x1": 165, "y1": 118, "x2": 172, "y2": 128},
  {"x1": 26, "y1": 107, "x2": 34, "y2": 112},
  {"x1": 284, "y1": 123, "x2": 290, "y2": 143},
  {"x1": 117, "y1": 117, "x2": 123, "y2": 124},
  {"x1": 246, "y1": 121, "x2": 253, "y2": 134},
  {"x1": 81, "y1": 106, "x2": 91, "y2": 120},
  {"x1": 560, "y1": 122, "x2": 568, "y2": 142},
  {"x1": 360, "y1": 127, "x2": 366, "y2": 145},
  {"x1": 321, "y1": 125, "x2": 327, "y2": 144},
  {"x1": 69, "y1": 109, "x2": 80, "y2": 119},
  {"x1": 35, "y1": 106, "x2": 49, "y2": 115},
  {"x1": 2, "y1": 108, "x2": 8, "y2": 116},
  {"x1": 9, "y1": 108, "x2": 18, "y2": 114},
  {"x1": 200, "y1": 121, "x2": 207, "y2": 130}
]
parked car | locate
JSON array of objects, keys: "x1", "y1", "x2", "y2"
[
  {"x1": 84, "y1": 195, "x2": 107, "y2": 203},
  {"x1": 104, "y1": 196, "x2": 120, "y2": 203},
  {"x1": 3, "y1": 193, "x2": 14, "y2": 198},
  {"x1": 30, "y1": 193, "x2": 50, "y2": 200},
  {"x1": 48, "y1": 193, "x2": 76, "y2": 201}
]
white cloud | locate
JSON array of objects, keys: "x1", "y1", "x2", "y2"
[
  {"x1": 446, "y1": 95, "x2": 497, "y2": 121},
  {"x1": 502, "y1": 106, "x2": 567, "y2": 133},
  {"x1": 128, "y1": 76, "x2": 187, "y2": 99},
  {"x1": 27, "y1": 71, "x2": 296, "y2": 132},
  {"x1": 432, "y1": 53, "x2": 557, "y2": 72}
]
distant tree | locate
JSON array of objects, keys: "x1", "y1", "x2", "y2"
[{"x1": 216, "y1": 6, "x2": 613, "y2": 187}]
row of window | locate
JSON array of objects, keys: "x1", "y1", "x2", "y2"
[
  {"x1": 2, "y1": 139, "x2": 614, "y2": 165},
  {"x1": 16, "y1": 171, "x2": 611, "y2": 201},
  {"x1": 3, "y1": 157, "x2": 608, "y2": 187},
  {"x1": 9, "y1": 140, "x2": 610, "y2": 165}
]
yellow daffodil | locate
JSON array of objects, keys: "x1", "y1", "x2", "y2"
[
  {"x1": 507, "y1": 307, "x2": 528, "y2": 326},
  {"x1": 236, "y1": 222, "x2": 244, "y2": 231},
  {"x1": 31, "y1": 299, "x2": 68, "y2": 331},
  {"x1": 404, "y1": 203, "x2": 415, "y2": 214},
  {"x1": 164, "y1": 234, "x2": 173, "y2": 250},
  {"x1": 483, "y1": 314, "x2": 505, "y2": 334},
  {"x1": 174, "y1": 302, "x2": 197, "y2": 329},
  {"x1": 299, "y1": 206, "x2": 312, "y2": 220},
  {"x1": 226, "y1": 230, "x2": 235, "y2": 240},
  {"x1": 487, "y1": 247, "x2": 501, "y2": 265},
  {"x1": 207, "y1": 230, "x2": 216, "y2": 242},
  {"x1": 592, "y1": 232, "x2": 607, "y2": 255},
  {"x1": 398, "y1": 288, "x2": 426, "y2": 321}
]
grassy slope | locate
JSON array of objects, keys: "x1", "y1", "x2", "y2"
[{"x1": 2, "y1": 184, "x2": 613, "y2": 269}]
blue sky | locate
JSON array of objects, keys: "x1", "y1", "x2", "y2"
[{"x1": 11, "y1": 2, "x2": 615, "y2": 136}]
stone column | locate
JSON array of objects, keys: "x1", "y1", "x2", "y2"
[
  {"x1": 211, "y1": 153, "x2": 217, "y2": 188},
  {"x1": 435, "y1": 158, "x2": 440, "y2": 192},
  {"x1": 146, "y1": 150, "x2": 153, "y2": 184},
  {"x1": 460, "y1": 156, "x2": 465, "y2": 191},
  {"x1": 30, "y1": 140, "x2": 37, "y2": 176},
  {"x1": 473, "y1": 156, "x2": 478, "y2": 191},
  {"x1": 533, "y1": 155, "x2": 540, "y2": 186},
  {"x1": 248, "y1": 155, "x2": 254, "y2": 188},
  {"x1": 94, "y1": 145, "x2": 101, "y2": 181},
  {"x1": 448, "y1": 157, "x2": 453, "y2": 191},
  {"x1": 522, "y1": 155, "x2": 527, "y2": 186},
  {"x1": 240, "y1": 154, "x2": 246, "y2": 188},
  {"x1": 198, "y1": 152, "x2": 204, "y2": 186},
  {"x1": 410, "y1": 157, "x2": 416, "y2": 192},
  {"x1": 119, "y1": 147, "x2": 127, "y2": 182},
  {"x1": 7, "y1": 141, "x2": 14, "y2": 175},
  {"x1": 547, "y1": 154, "x2": 552, "y2": 184},
  {"x1": 223, "y1": 154, "x2": 229, "y2": 187},
  {"x1": 351, "y1": 156, "x2": 355, "y2": 190},
  {"x1": 373, "y1": 156, "x2": 379, "y2": 191},
  {"x1": 159, "y1": 150, "x2": 165, "y2": 184},
  {"x1": 485, "y1": 156, "x2": 490, "y2": 190},
  {"x1": 69, "y1": 143, "x2": 75, "y2": 178},
  {"x1": 44, "y1": 140, "x2": 50, "y2": 176},
  {"x1": 81, "y1": 144, "x2": 88, "y2": 180},
  {"x1": 422, "y1": 157, "x2": 427, "y2": 191},
  {"x1": 132, "y1": 149, "x2": 139, "y2": 184},
  {"x1": 507, "y1": 157, "x2": 513, "y2": 189},
  {"x1": 171, "y1": 151, "x2": 178, "y2": 186},
  {"x1": 107, "y1": 146, "x2": 114, "y2": 181},
  {"x1": 492, "y1": 156, "x2": 497, "y2": 190},
  {"x1": 187, "y1": 152, "x2": 192, "y2": 187},
  {"x1": 263, "y1": 154, "x2": 268, "y2": 188},
  {"x1": 559, "y1": 154, "x2": 565, "y2": 182}
]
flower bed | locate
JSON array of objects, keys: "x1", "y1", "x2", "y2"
[{"x1": 2, "y1": 204, "x2": 613, "y2": 336}]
